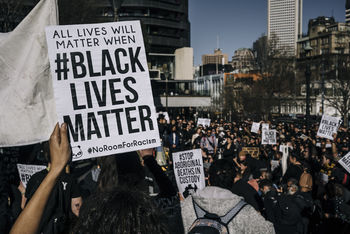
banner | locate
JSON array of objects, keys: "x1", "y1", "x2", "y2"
[
  {"x1": 0, "y1": 0, "x2": 58, "y2": 147},
  {"x1": 339, "y1": 151, "x2": 350, "y2": 174},
  {"x1": 17, "y1": 164, "x2": 46, "y2": 188},
  {"x1": 45, "y1": 21, "x2": 160, "y2": 161},
  {"x1": 241, "y1": 147, "x2": 260, "y2": 158},
  {"x1": 197, "y1": 118, "x2": 211, "y2": 127},
  {"x1": 262, "y1": 130, "x2": 277, "y2": 145},
  {"x1": 173, "y1": 149, "x2": 205, "y2": 198},
  {"x1": 317, "y1": 115, "x2": 342, "y2": 140},
  {"x1": 251, "y1": 122, "x2": 260, "y2": 134}
]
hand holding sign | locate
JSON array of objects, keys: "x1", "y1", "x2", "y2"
[
  {"x1": 46, "y1": 21, "x2": 160, "y2": 161},
  {"x1": 138, "y1": 148, "x2": 154, "y2": 158},
  {"x1": 317, "y1": 115, "x2": 341, "y2": 140},
  {"x1": 49, "y1": 123, "x2": 71, "y2": 173}
]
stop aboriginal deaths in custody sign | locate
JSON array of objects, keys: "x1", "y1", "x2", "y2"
[
  {"x1": 173, "y1": 149, "x2": 205, "y2": 198},
  {"x1": 45, "y1": 21, "x2": 160, "y2": 161}
]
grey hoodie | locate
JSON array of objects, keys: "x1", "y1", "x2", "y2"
[{"x1": 181, "y1": 186, "x2": 275, "y2": 234}]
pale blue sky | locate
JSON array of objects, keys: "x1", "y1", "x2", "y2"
[{"x1": 189, "y1": 0, "x2": 346, "y2": 65}]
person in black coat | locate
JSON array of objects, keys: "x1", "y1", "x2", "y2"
[
  {"x1": 282, "y1": 153, "x2": 303, "y2": 185},
  {"x1": 231, "y1": 174, "x2": 264, "y2": 212}
]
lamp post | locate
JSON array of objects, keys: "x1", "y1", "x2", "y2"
[
  {"x1": 110, "y1": 0, "x2": 124, "y2": 22},
  {"x1": 304, "y1": 43, "x2": 313, "y2": 130},
  {"x1": 164, "y1": 70, "x2": 169, "y2": 113},
  {"x1": 321, "y1": 59, "x2": 325, "y2": 114}
]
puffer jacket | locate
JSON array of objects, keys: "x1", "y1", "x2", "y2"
[{"x1": 181, "y1": 186, "x2": 275, "y2": 234}]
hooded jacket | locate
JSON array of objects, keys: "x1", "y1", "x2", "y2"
[{"x1": 181, "y1": 186, "x2": 275, "y2": 234}]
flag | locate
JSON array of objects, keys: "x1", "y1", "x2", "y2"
[{"x1": 0, "y1": 0, "x2": 58, "y2": 146}]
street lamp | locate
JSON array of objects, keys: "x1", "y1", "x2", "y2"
[
  {"x1": 164, "y1": 69, "x2": 169, "y2": 113},
  {"x1": 110, "y1": 0, "x2": 124, "y2": 21},
  {"x1": 304, "y1": 42, "x2": 313, "y2": 130}
]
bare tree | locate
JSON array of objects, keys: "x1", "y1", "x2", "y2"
[
  {"x1": 239, "y1": 34, "x2": 295, "y2": 119},
  {"x1": 325, "y1": 53, "x2": 350, "y2": 127}
]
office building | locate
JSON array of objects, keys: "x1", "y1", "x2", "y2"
[
  {"x1": 268, "y1": 0, "x2": 303, "y2": 55},
  {"x1": 231, "y1": 48, "x2": 255, "y2": 72},
  {"x1": 347, "y1": 0, "x2": 350, "y2": 24},
  {"x1": 202, "y1": 48, "x2": 228, "y2": 65}
]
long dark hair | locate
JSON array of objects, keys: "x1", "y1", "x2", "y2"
[{"x1": 71, "y1": 187, "x2": 168, "y2": 234}]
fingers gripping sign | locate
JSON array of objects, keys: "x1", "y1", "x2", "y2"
[{"x1": 49, "y1": 123, "x2": 71, "y2": 172}]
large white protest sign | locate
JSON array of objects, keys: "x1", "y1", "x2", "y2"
[
  {"x1": 317, "y1": 115, "x2": 341, "y2": 140},
  {"x1": 339, "y1": 151, "x2": 350, "y2": 174},
  {"x1": 17, "y1": 164, "x2": 46, "y2": 188},
  {"x1": 251, "y1": 122, "x2": 260, "y2": 133},
  {"x1": 173, "y1": 149, "x2": 205, "y2": 197},
  {"x1": 262, "y1": 130, "x2": 277, "y2": 145},
  {"x1": 46, "y1": 21, "x2": 160, "y2": 161},
  {"x1": 197, "y1": 118, "x2": 211, "y2": 127}
]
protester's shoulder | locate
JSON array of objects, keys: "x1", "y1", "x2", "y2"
[{"x1": 232, "y1": 203, "x2": 275, "y2": 234}]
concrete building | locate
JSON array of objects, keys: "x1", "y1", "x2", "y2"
[
  {"x1": 346, "y1": 0, "x2": 350, "y2": 24},
  {"x1": 297, "y1": 17, "x2": 350, "y2": 58},
  {"x1": 231, "y1": 48, "x2": 256, "y2": 73},
  {"x1": 175, "y1": 47, "x2": 193, "y2": 80},
  {"x1": 116, "y1": 0, "x2": 190, "y2": 54},
  {"x1": 202, "y1": 49, "x2": 228, "y2": 66},
  {"x1": 268, "y1": 0, "x2": 303, "y2": 55}
]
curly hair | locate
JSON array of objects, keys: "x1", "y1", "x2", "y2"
[{"x1": 71, "y1": 187, "x2": 168, "y2": 234}]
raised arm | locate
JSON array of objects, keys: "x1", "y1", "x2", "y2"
[{"x1": 10, "y1": 123, "x2": 71, "y2": 234}]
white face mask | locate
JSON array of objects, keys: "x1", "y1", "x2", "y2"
[{"x1": 326, "y1": 144, "x2": 332, "y2": 148}]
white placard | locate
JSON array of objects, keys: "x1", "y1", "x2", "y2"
[
  {"x1": 197, "y1": 118, "x2": 211, "y2": 127},
  {"x1": 251, "y1": 122, "x2": 260, "y2": 133},
  {"x1": 46, "y1": 21, "x2": 160, "y2": 161},
  {"x1": 262, "y1": 123, "x2": 269, "y2": 131},
  {"x1": 299, "y1": 134, "x2": 309, "y2": 140},
  {"x1": 173, "y1": 149, "x2": 205, "y2": 198},
  {"x1": 271, "y1": 160, "x2": 280, "y2": 172},
  {"x1": 317, "y1": 115, "x2": 342, "y2": 140},
  {"x1": 320, "y1": 173, "x2": 329, "y2": 184},
  {"x1": 262, "y1": 130, "x2": 277, "y2": 145},
  {"x1": 17, "y1": 164, "x2": 46, "y2": 188},
  {"x1": 339, "y1": 151, "x2": 350, "y2": 174}
]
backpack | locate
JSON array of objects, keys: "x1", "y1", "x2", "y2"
[
  {"x1": 41, "y1": 180, "x2": 68, "y2": 234},
  {"x1": 188, "y1": 199, "x2": 247, "y2": 234}
]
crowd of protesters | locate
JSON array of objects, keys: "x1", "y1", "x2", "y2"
[{"x1": 1, "y1": 115, "x2": 350, "y2": 234}]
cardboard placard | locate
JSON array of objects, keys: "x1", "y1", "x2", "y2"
[
  {"x1": 317, "y1": 115, "x2": 342, "y2": 140},
  {"x1": 173, "y1": 149, "x2": 205, "y2": 198},
  {"x1": 262, "y1": 130, "x2": 277, "y2": 145},
  {"x1": 339, "y1": 151, "x2": 350, "y2": 174},
  {"x1": 197, "y1": 118, "x2": 211, "y2": 127},
  {"x1": 46, "y1": 21, "x2": 160, "y2": 161},
  {"x1": 251, "y1": 122, "x2": 260, "y2": 134},
  {"x1": 17, "y1": 164, "x2": 46, "y2": 188},
  {"x1": 241, "y1": 147, "x2": 260, "y2": 159}
]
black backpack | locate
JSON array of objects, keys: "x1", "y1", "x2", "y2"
[
  {"x1": 41, "y1": 180, "x2": 68, "y2": 234},
  {"x1": 188, "y1": 199, "x2": 247, "y2": 234}
]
